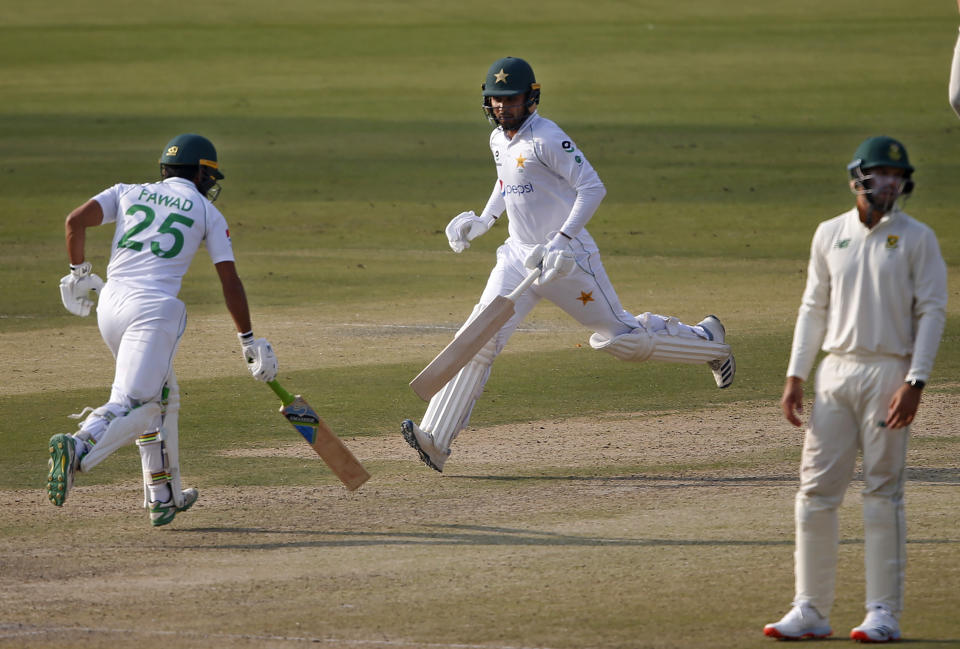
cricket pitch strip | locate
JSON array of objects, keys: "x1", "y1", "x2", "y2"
[{"x1": 1, "y1": 396, "x2": 957, "y2": 649}]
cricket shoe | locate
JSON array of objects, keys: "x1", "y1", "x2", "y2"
[
  {"x1": 698, "y1": 314, "x2": 736, "y2": 389},
  {"x1": 763, "y1": 602, "x2": 833, "y2": 640},
  {"x1": 850, "y1": 605, "x2": 900, "y2": 643},
  {"x1": 149, "y1": 488, "x2": 199, "y2": 527},
  {"x1": 47, "y1": 433, "x2": 80, "y2": 506},
  {"x1": 401, "y1": 419, "x2": 449, "y2": 473}
]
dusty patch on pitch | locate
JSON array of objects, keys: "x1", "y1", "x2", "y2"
[
  {"x1": 2, "y1": 396, "x2": 957, "y2": 649},
  {"x1": 217, "y1": 392, "x2": 957, "y2": 479}
]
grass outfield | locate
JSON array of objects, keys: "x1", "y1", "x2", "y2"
[{"x1": 1, "y1": 1, "x2": 959, "y2": 647}]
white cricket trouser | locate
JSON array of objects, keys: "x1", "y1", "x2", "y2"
[
  {"x1": 423, "y1": 240, "x2": 702, "y2": 450},
  {"x1": 795, "y1": 353, "x2": 910, "y2": 617},
  {"x1": 97, "y1": 281, "x2": 187, "y2": 410},
  {"x1": 481, "y1": 240, "x2": 639, "y2": 340}
]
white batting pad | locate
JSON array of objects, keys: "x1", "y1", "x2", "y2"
[
  {"x1": 79, "y1": 402, "x2": 162, "y2": 472},
  {"x1": 588, "y1": 329, "x2": 655, "y2": 361},
  {"x1": 136, "y1": 431, "x2": 169, "y2": 503},
  {"x1": 421, "y1": 337, "x2": 497, "y2": 451},
  {"x1": 590, "y1": 327, "x2": 728, "y2": 365},
  {"x1": 648, "y1": 334, "x2": 730, "y2": 364},
  {"x1": 140, "y1": 375, "x2": 185, "y2": 507}
]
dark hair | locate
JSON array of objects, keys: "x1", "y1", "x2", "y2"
[{"x1": 160, "y1": 164, "x2": 199, "y2": 180}]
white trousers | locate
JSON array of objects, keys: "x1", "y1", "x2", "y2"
[
  {"x1": 97, "y1": 281, "x2": 186, "y2": 409},
  {"x1": 480, "y1": 240, "x2": 640, "y2": 343},
  {"x1": 795, "y1": 353, "x2": 910, "y2": 617},
  {"x1": 423, "y1": 240, "x2": 702, "y2": 450}
]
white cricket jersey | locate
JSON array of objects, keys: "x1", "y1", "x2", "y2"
[
  {"x1": 480, "y1": 112, "x2": 606, "y2": 250},
  {"x1": 787, "y1": 207, "x2": 947, "y2": 382},
  {"x1": 93, "y1": 177, "x2": 235, "y2": 296}
]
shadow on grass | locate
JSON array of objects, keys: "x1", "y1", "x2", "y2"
[{"x1": 170, "y1": 524, "x2": 959, "y2": 552}]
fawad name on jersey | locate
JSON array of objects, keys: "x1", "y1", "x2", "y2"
[{"x1": 136, "y1": 188, "x2": 194, "y2": 212}]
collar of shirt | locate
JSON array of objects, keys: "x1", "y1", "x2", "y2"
[
  {"x1": 500, "y1": 111, "x2": 540, "y2": 141},
  {"x1": 849, "y1": 205, "x2": 903, "y2": 233},
  {"x1": 163, "y1": 177, "x2": 196, "y2": 189}
]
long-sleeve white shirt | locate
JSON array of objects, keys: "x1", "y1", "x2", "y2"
[
  {"x1": 787, "y1": 206, "x2": 947, "y2": 383},
  {"x1": 950, "y1": 27, "x2": 960, "y2": 118},
  {"x1": 479, "y1": 112, "x2": 606, "y2": 250}
]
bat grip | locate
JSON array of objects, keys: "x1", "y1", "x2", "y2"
[
  {"x1": 267, "y1": 380, "x2": 296, "y2": 406},
  {"x1": 506, "y1": 267, "x2": 542, "y2": 301}
]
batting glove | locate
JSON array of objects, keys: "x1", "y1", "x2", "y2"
[
  {"x1": 59, "y1": 261, "x2": 105, "y2": 317},
  {"x1": 239, "y1": 331, "x2": 279, "y2": 382},
  {"x1": 445, "y1": 211, "x2": 495, "y2": 253},
  {"x1": 523, "y1": 244, "x2": 546, "y2": 270},
  {"x1": 539, "y1": 233, "x2": 576, "y2": 284}
]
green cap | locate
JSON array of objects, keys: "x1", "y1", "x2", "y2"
[{"x1": 159, "y1": 133, "x2": 224, "y2": 179}]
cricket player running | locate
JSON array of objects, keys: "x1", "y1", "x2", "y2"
[
  {"x1": 402, "y1": 57, "x2": 735, "y2": 472},
  {"x1": 764, "y1": 137, "x2": 947, "y2": 642},
  {"x1": 49, "y1": 134, "x2": 279, "y2": 526}
]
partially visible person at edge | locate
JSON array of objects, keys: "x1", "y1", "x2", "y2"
[{"x1": 949, "y1": 0, "x2": 960, "y2": 118}]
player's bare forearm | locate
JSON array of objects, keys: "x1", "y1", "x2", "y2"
[
  {"x1": 64, "y1": 200, "x2": 104, "y2": 264},
  {"x1": 215, "y1": 261, "x2": 253, "y2": 334}
]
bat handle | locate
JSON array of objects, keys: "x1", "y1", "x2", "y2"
[
  {"x1": 507, "y1": 267, "x2": 542, "y2": 301},
  {"x1": 267, "y1": 380, "x2": 296, "y2": 406}
]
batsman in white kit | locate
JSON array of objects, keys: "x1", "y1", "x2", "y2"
[
  {"x1": 49, "y1": 134, "x2": 279, "y2": 527},
  {"x1": 402, "y1": 57, "x2": 735, "y2": 472},
  {"x1": 764, "y1": 137, "x2": 947, "y2": 642}
]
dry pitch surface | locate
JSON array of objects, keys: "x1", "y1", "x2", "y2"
[
  {"x1": 2, "y1": 314, "x2": 958, "y2": 648},
  {"x1": 2, "y1": 398, "x2": 958, "y2": 648}
]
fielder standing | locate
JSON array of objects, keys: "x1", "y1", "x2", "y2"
[
  {"x1": 402, "y1": 57, "x2": 735, "y2": 472},
  {"x1": 49, "y1": 134, "x2": 279, "y2": 526},
  {"x1": 764, "y1": 136, "x2": 947, "y2": 642}
]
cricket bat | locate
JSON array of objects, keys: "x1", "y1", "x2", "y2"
[
  {"x1": 410, "y1": 267, "x2": 541, "y2": 401},
  {"x1": 267, "y1": 380, "x2": 370, "y2": 490}
]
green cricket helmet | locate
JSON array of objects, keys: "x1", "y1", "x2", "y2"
[
  {"x1": 848, "y1": 135, "x2": 914, "y2": 175},
  {"x1": 481, "y1": 57, "x2": 541, "y2": 128},
  {"x1": 847, "y1": 136, "x2": 914, "y2": 213},
  {"x1": 159, "y1": 133, "x2": 224, "y2": 201}
]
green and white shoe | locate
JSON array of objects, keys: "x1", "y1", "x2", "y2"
[
  {"x1": 149, "y1": 487, "x2": 199, "y2": 527},
  {"x1": 47, "y1": 433, "x2": 78, "y2": 506}
]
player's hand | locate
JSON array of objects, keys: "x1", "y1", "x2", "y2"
[
  {"x1": 239, "y1": 333, "x2": 278, "y2": 382},
  {"x1": 59, "y1": 261, "x2": 105, "y2": 317},
  {"x1": 780, "y1": 376, "x2": 805, "y2": 427},
  {"x1": 539, "y1": 232, "x2": 576, "y2": 284},
  {"x1": 523, "y1": 243, "x2": 546, "y2": 270},
  {"x1": 445, "y1": 211, "x2": 494, "y2": 253},
  {"x1": 885, "y1": 383, "x2": 922, "y2": 429}
]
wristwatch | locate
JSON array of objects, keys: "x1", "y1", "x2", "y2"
[{"x1": 905, "y1": 379, "x2": 926, "y2": 390}]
